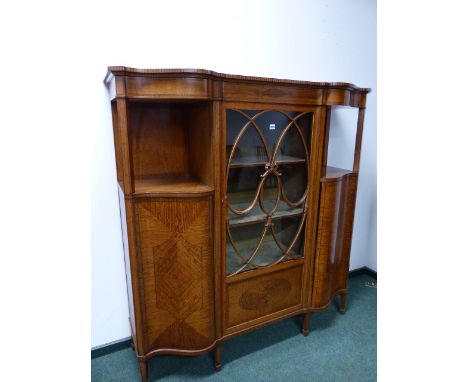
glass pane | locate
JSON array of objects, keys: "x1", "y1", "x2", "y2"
[
  {"x1": 226, "y1": 109, "x2": 268, "y2": 167},
  {"x1": 280, "y1": 164, "x2": 308, "y2": 205},
  {"x1": 227, "y1": 167, "x2": 303, "y2": 226},
  {"x1": 226, "y1": 108, "x2": 313, "y2": 276},
  {"x1": 276, "y1": 112, "x2": 311, "y2": 162},
  {"x1": 226, "y1": 216, "x2": 305, "y2": 275},
  {"x1": 259, "y1": 174, "x2": 280, "y2": 214}
]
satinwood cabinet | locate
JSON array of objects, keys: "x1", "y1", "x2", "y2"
[{"x1": 104, "y1": 67, "x2": 370, "y2": 381}]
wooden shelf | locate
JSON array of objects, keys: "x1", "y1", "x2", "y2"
[
  {"x1": 321, "y1": 166, "x2": 357, "y2": 182},
  {"x1": 228, "y1": 188, "x2": 304, "y2": 227},
  {"x1": 229, "y1": 154, "x2": 306, "y2": 168},
  {"x1": 226, "y1": 234, "x2": 302, "y2": 275},
  {"x1": 133, "y1": 175, "x2": 213, "y2": 197},
  {"x1": 229, "y1": 208, "x2": 303, "y2": 227}
]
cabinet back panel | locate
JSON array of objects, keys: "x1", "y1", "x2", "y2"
[{"x1": 129, "y1": 103, "x2": 188, "y2": 178}]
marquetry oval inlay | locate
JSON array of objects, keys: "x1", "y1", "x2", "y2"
[{"x1": 239, "y1": 278, "x2": 291, "y2": 311}]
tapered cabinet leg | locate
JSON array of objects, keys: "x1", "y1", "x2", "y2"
[
  {"x1": 214, "y1": 343, "x2": 222, "y2": 371},
  {"x1": 138, "y1": 359, "x2": 148, "y2": 382},
  {"x1": 339, "y1": 292, "x2": 347, "y2": 314},
  {"x1": 301, "y1": 313, "x2": 310, "y2": 336}
]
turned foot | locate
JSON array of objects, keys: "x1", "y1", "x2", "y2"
[
  {"x1": 214, "y1": 343, "x2": 222, "y2": 371},
  {"x1": 138, "y1": 359, "x2": 148, "y2": 382},
  {"x1": 301, "y1": 313, "x2": 310, "y2": 336},
  {"x1": 339, "y1": 292, "x2": 346, "y2": 314}
]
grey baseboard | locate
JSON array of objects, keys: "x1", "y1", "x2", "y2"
[
  {"x1": 349, "y1": 266, "x2": 377, "y2": 280},
  {"x1": 91, "y1": 336, "x2": 132, "y2": 359}
]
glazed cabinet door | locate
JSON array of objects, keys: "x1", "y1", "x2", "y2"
[
  {"x1": 134, "y1": 196, "x2": 215, "y2": 354},
  {"x1": 223, "y1": 106, "x2": 317, "y2": 333}
]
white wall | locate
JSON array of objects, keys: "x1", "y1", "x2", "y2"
[{"x1": 92, "y1": 0, "x2": 376, "y2": 348}]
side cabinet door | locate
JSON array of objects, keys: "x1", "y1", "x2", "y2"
[
  {"x1": 135, "y1": 196, "x2": 215, "y2": 353},
  {"x1": 311, "y1": 175, "x2": 357, "y2": 309}
]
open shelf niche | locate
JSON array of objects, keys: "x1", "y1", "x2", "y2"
[{"x1": 127, "y1": 101, "x2": 214, "y2": 196}]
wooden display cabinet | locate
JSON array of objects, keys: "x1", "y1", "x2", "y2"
[{"x1": 104, "y1": 67, "x2": 370, "y2": 381}]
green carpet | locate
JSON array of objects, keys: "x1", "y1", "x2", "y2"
[{"x1": 92, "y1": 274, "x2": 376, "y2": 381}]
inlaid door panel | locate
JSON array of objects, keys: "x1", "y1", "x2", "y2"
[
  {"x1": 135, "y1": 196, "x2": 215, "y2": 353},
  {"x1": 225, "y1": 264, "x2": 303, "y2": 329}
]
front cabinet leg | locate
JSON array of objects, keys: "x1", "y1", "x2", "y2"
[
  {"x1": 214, "y1": 343, "x2": 222, "y2": 371},
  {"x1": 339, "y1": 292, "x2": 347, "y2": 314},
  {"x1": 301, "y1": 313, "x2": 310, "y2": 336},
  {"x1": 138, "y1": 359, "x2": 148, "y2": 382}
]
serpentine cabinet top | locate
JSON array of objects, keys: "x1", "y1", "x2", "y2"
[{"x1": 105, "y1": 67, "x2": 370, "y2": 107}]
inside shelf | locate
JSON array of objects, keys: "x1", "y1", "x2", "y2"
[
  {"x1": 228, "y1": 188, "x2": 304, "y2": 226},
  {"x1": 322, "y1": 166, "x2": 356, "y2": 181},
  {"x1": 226, "y1": 233, "x2": 302, "y2": 275},
  {"x1": 134, "y1": 175, "x2": 213, "y2": 196},
  {"x1": 229, "y1": 154, "x2": 306, "y2": 168}
]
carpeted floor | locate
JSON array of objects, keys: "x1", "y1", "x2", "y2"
[{"x1": 92, "y1": 274, "x2": 376, "y2": 382}]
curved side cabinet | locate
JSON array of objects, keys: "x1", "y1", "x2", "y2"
[
  {"x1": 311, "y1": 169, "x2": 358, "y2": 311},
  {"x1": 134, "y1": 196, "x2": 215, "y2": 355}
]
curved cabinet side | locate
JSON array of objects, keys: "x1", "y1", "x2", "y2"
[
  {"x1": 134, "y1": 196, "x2": 215, "y2": 355},
  {"x1": 311, "y1": 174, "x2": 357, "y2": 310}
]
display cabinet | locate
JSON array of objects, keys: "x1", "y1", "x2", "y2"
[{"x1": 104, "y1": 67, "x2": 370, "y2": 381}]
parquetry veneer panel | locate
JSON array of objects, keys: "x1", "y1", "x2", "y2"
[{"x1": 135, "y1": 197, "x2": 214, "y2": 353}]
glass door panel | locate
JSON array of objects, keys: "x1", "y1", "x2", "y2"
[{"x1": 226, "y1": 108, "x2": 313, "y2": 276}]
